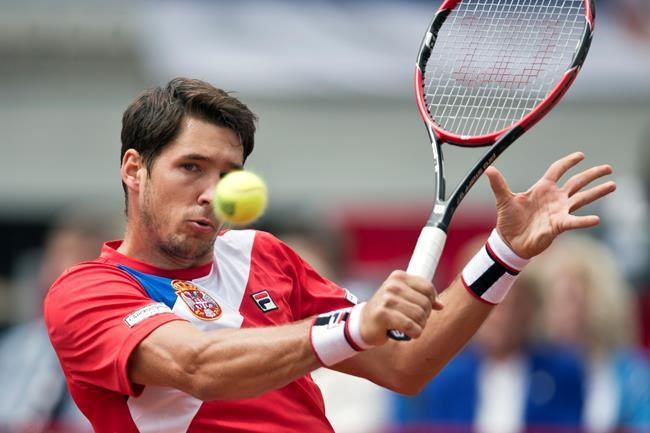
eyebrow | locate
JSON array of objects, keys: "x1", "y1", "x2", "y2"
[{"x1": 182, "y1": 153, "x2": 243, "y2": 171}]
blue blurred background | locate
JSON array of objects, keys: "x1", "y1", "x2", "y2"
[{"x1": 0, "y1": 1, "x2": 648, "y2": 433}]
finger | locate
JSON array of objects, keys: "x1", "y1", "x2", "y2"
[
  {"x1": 409, "y1": 278, "x2": 441, "y2": 309},
  {"x1": 543, "y1": 152, "x2": 585, "y2": 183},
  {"x1": 382, "y1": 277, "x2": 434, "y2": 315},
  {"x1": 391, "y1": 270, "x2": 437, "y2": 302},
  {"x1": 374, "y1": 289, "x2": 431, "y2": 337},
  {"x1": 563, "y1": 164, "x2": 613, "y2": 196},
  {"x1": 388, "y1": 310, "x2": 426, "y2": 339},
  {"x1": 485, "y1": 166, "x2": 513, "y2": 204},
  {"x1": 559, "y1": 214, "x2": 600, "y2": 232},
  {"x1": 569, "y1": 181, "x2": 617, "y2": 212}
]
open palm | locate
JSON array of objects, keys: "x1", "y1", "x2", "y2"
[{"x1": 486, "y1": 152, "x2": 616, "y2": 259}]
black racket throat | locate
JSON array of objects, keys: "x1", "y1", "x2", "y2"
[{"x1": 426, "y1": 124, "x2": 525, "y2": 232}]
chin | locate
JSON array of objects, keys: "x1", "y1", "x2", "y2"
[
  {"x1": 187, "y1": 236, "x2": 216, "y2": 256},
  {"x1": 161, "y1": 234, "x2": 215, "y2": 263}
]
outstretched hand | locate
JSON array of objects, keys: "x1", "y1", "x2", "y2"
[{"x1": 485, "y1": 152, "x2": 616, "y2": 259}]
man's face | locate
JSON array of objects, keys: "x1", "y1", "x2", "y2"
[{"x1": 136, "y1": 117, "x2": 244, "y2": 266}]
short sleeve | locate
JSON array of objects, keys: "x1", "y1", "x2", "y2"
[
  {"x1": 253, "y1": 231, "x2": 357, "y2": 319},
  {"x1": 44, "y1": 263, "x2": 184, "y2": 396}
]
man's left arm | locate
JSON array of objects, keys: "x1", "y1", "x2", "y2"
[{"x1": 331, "y1": 152, "x2": 615, "y2": 394}]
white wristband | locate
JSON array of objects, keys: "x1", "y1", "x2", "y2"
[
  {"x1": 461, "y1": 229, "x2": 530, "y2": 304},
  {"x1": 310, "y1": 303, "x2": 373, "y2": 367}
]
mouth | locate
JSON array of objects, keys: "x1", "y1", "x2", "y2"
[{"x1": 188, "y1": 218, "x2": 217, "y2": 232}]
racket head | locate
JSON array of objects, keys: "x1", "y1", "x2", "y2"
[{"x1": 415, "y1": 0, "x2": 595, "y2": 147}]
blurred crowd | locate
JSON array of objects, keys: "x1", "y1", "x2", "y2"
[
  {"x1": 387, "y1": 233, "x2": 649, "y2": 433},
  {"x1": 0, "y1": 205, "x2": 122, "y2": 433}
]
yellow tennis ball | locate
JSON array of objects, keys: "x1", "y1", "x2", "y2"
[{"x1": 213, "y1": 170, "x2": 268, "y2": 225}]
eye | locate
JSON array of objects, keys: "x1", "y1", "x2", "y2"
[{"x1": 181, "y1": 163, "x2": 200, "y2": 172}]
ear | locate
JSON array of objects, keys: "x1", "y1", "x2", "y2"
[{"x1": 121, "y1": 149, "x2": 144, "y2": 193}]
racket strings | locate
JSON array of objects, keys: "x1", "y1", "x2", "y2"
[{"x1": 425, "y1": 0, "x2": 585, "y2": 138}]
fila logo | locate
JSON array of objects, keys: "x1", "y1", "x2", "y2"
[{"x1": 251, "y1": 290, "x2": 278, "y2": 313}]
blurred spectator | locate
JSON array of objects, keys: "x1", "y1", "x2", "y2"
[
  {"x1": 533, "y1": 235, "x2": 650, "y2": 433},
  {"x1": 388, "y1": 236, "x2": 585, "y2": 433},
  {"x1": 599, "y1": 127, "x2": 650, "y2": 348},
  {"x1": 0, "y1": 204, "x2": 121, "y2": 433},
  {"x1": 600, "y1": 128, "x2": 650, "y2": 289}
]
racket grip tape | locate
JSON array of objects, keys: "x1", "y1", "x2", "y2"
[
  {"x1": 406, "y1": 226, "x2": 448, "y2": 280},
  {"x1": 388, "y1": 226, "x2": 448, "y2": 342}
]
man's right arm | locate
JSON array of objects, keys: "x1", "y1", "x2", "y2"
[
  {"x1": 45, "y1": 265, "x2": 324, "y2": 401},
  {"x1": 128, "y1": 319, "x2": 320, "y2": 401},
  {"x1": 46, "y1": 264, "x2": 432, "y2": 402}
]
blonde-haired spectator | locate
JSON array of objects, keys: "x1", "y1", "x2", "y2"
[
  {"x1": 531, "y1": 234, "x2": 650, "y2": 433},
  {"x1": 389, "y1": 234, "x2": 586, "y2": 433}
]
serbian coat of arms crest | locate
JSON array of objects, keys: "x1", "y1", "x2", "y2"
[{"x1": 172, "y1": 280, "x2": 222, "y2": 321}]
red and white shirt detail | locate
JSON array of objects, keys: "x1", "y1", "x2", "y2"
[{"x1": 44, "y1": 230, "x2": 355, "y2": 433}]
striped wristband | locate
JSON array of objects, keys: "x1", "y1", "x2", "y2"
[
  {"x1": 461, "y1": 229, "x2": 530, "y2": 305},
  {"x1": 310, "y1": 302, "x2": 373, "y2": 367}
]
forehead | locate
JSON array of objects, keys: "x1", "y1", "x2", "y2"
[{"x1": 161, "y1": 117, "x2": 244, "y2": 165}]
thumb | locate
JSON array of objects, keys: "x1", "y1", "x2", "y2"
[{"x1": 485, "y1": 166, "x2": 512, "y2": 204}]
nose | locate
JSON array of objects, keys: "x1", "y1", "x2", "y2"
[{"x1": 198, "y1": 180, "x2": 217, "y2": 207}]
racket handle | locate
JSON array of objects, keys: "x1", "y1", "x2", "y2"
[
  {"x1": 406, "y1": 225, "x2": 447, "y2": 281},
  {"x1": 388, "y1": 226, "x2": 448, "y2": 342}
]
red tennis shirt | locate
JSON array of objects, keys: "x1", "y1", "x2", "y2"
[{"x1": 44, "y1": 229, "x2": 356, "y2": 433}]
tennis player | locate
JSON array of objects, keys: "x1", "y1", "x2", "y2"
[{"x1": 44, "y1": 78, "x2": 615, "y2": 433}]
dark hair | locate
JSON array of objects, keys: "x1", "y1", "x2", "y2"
[{"x1": 120, "y1": 77, "x2": 257, "y2": 209}]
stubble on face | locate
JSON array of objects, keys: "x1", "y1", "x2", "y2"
[{"x1": 140, "y1": 179, "x2": 215, "y2": 266}]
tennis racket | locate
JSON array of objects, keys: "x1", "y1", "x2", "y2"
[{"x1": 389, "y1": 0, "x2": 595, "y2": 341}]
